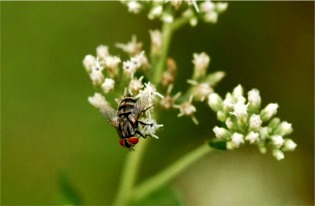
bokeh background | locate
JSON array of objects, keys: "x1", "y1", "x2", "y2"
[{"x1": 1, "y1": 1, "x2": 314, "y2": 205}]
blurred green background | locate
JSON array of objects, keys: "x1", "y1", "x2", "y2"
[{"x1": 1, "y1": 1, "x2": 314, "y2": 205}]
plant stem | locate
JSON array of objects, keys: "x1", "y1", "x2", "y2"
[
  {"x1": 132, "y1": 143, "x2": 213, "y2": 202},
  {"x1": 112, "y1": 139, "x2": 150, "y2": 205},
  {"x1": 152, "y1": 15, "x2": 192, "y2": 85},
  {"x1": 152, "y1": 23, "x2": 173, "y2": 85}
]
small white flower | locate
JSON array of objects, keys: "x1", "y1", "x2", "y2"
[
  {"x1": 91, "y1": 58, "x2": 104, "y2": 72},
  {"x1": 204, "y1": 11, "x2": 218, "y2": 23},
  {"x1": 162, "y1": 13, "x2": 174, "y2": 23},
  {"x1": 248, "y1": 89, "x2": 261, "y2": 110},
  {"x1": 127, "y1": 1, "x2": 142, "y2": 14},
  {"x1": 190, "y1": 17, "x2": 198, "y2": 27},
  {"x1": 128, "y1": 76, "x2": 144, "y2": 95},
  {"x1": 123, "y1": 61, "x2": 136, "y2": 77},
  {"x1": 137, "y1": 82, "x2": 164, "y2": 103},
  {"x1": 170, "y1": 0, "x2": 182, "y2": 9},
  {"x1": 101, "y1": 78, "x2": 115, "y2": 94},
  {"x1": 96, "y1": 45, "x2": 109, "y2": 59},
  {"x1": 275, "y1": 121, "x2": 293, "y2": 136},
  {"x1": 213, "y1": 126, "x2": 229, "y2": 139},
  {"x1": 104, "y1": 55, "x2": 121, "y2": 70},
  {"x1": 130, "y1": 51, "x2": 145, "y2": 68},
  {"x1": 232, "y1": 85, "x2": 244, "y2": 99},
  {"x1": 245, "y1": 131, "x2": 260, "y2": 144},
  {"x1": 116, "y1": 35, "x2": 143, "y2": 55},
  {"x1": 258, "y1": 144, "x2": 267, "y2": 154},
  {"x1": 216, "y1": 111, "x2": 226, "y2": 122},
  {"x1": 148, "y1": 5, "x2": 163, "y2": 20},
  {"x1": 259, "y1": 127, "x2": 269, "y2": 140},
  {"x1": 192, "y1": 52, "x2": 210, "y2": 78},
  {"x1": 271, "y1": 135, "x2": 284, "y2": 148},
  {"x1": 230, "y1": 96, "x2": 248, "y2": 119},
  {"x1": 282, "y1": 139, "x2": 297, "y2": 151},
  {"x1": 139, "y1": 118, "x2": 163, "y2": 139},
  {"x1": 149, "y1": 30, "x2": 162, "y2": 54},
  {"x1": 175, "y1": 96, "x2": 198, "y2": 124},
  {"x1": 223, "y1": 93, "x2": 233, "y2": 112},
  {"x1": 160, "y1": 85, "x2": 181, "y2": 109},
  {"x1": 272, "y1": 149, "x2": 285, "y2": 161},
  {"x1": 261, "y1": 103, "x2": 279, "y2": 121},
  {"x1": 83, "y1": 54, "x2": 96, "y2": 73},
  {"x1": 188, "y1": 80, "x2": 213, "y2": 101},
  {"x1": 208, "y1": 93, "x2": 223, "y2": 112},
  {"x1": 249, "y1": 114, "x2": 262, "y2": 130},
  {"x1": 215, "y1": 2, "x2": 228, "y2": 13},
  {"x1": 225, "y1": 117, "x2": 234, "y2": 130},
  {"x1": 123, "y1": 52, "x2": 144, "y2": 77},
  {"x1": 200, "y1": 0, "x2": 215, "y2": 13},
  {"x1": 231, "y1": 132, "x2": 244, "y2": 148},
  {"x1": 88, "y1": 93, "x2": 107, "y2": 108},
  {"x1": 90, "y1": 68, "x2": 104, "y2": 86},
  {"x1": 226, "y1": 141, "x2": 236, "y2": 150}
]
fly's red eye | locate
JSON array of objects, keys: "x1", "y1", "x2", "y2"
[
  {"x1": 119, "y1": 139, "x2": 124, "y2": 146},
  {"x1": 129, "y1": 137, "x2": 139, "y2": 144}
]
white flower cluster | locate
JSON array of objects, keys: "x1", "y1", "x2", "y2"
[
  {"x1": 208, "y1": 85, "x2": 297, "y2": 160},
  {"x1": 121, "y1": 0, "x2": 228, "y2": 26},
  {"x1": 83, "y1": 36, "x2": 163, "y2": 140}
]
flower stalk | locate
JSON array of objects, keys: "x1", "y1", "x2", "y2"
[
  {"x1": 132, "y1": 143, "x2": 212, "y2": 202},
  {"x1": 112, "y1": 139, "x2": 150, "y2": 205}
]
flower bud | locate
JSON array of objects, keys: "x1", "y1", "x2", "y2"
[
  {"x1": 249, "y1": 114, "x2": 262, "y2": 131},
  {"x1": 213, "y1": 126, "x2": 230, "y2": 139},
  {"x1": 282, "y1": 139, "x2": 297, "y2": 151},
  {"x1": 271, "y1": 135, "x2": 284, "y2": 148},
  {"x1": 231, "y1": 132, "x2": 244, "y2": 148},
  {"x1": 260, "y1": 103, "x2": 279, "y2": 122},
  {"x1": 245, "y1": 131, "x2": 260, "y2": 144},
  {"x1": 272, "y1": 149, "x2": 284, "y2": 161},
  {"x1": 88, "y1": 93, "x2": 107, "y2": 109},
  {"x1": 208, "y1": 93, "x2": 223, "y2": 112},
  {"x1": 275, "y1": 121, "x2": 293, "y2": 136},
  {"x1": 101, "y1": 78, "x2": 115, "y2": 94},
  {"x1": 232, "y1": 84, "x2": 243, "y2": 99},
  {"x1": 248, "y1": 89, "x2": 261, "y2": 112}
]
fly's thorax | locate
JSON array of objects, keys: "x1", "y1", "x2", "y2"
[{"x1": 118, "y1": 97, "x2": 137, "y2": 115}]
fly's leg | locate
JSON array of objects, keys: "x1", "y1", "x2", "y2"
[
  {"x1": 142, "y1": 105, "x2": 154, "y2": 114},
  {"x1": 138, "y1": 120, "x2": 153, "y2": 127}
]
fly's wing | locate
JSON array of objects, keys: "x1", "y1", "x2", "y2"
[
  {"x1": 99, "y1": 104, "x2": 119, "y2": 128},
  {"x1": 133, "y1": 95, "x2": 151, "y2": 119}
]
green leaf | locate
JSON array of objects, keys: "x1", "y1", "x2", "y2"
[
  {"x1": 59, "y1": 171, "x2": 83, "y2": 205},
  {"x1": 129, "y1": 186, "x2": 185, "y2": 206},
  {"x1": 208, "y1": 139, "x2": 227, "y2": 150}
]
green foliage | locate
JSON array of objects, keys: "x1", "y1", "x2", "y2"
[
  {"x1": 59, "y1": 171, "x2": 83, "y2": 205},
  {"x1": 208, "y1": 139, "x2": 227, "y2": 150}
]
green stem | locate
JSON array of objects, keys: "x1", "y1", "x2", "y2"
[
  {"x1": 132, "y1": 144, "x2": 213, "y2": 202},
  {"x1": 112, "y1": 139, "x2": 150, "y2": 205},
  {"x1": 152, "y1": 23, "x2": 173, "y2": 84},
  {"x1": 152, "y1": 15, "x2": 193, "y2": 85}
]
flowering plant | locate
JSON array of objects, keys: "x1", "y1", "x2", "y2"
[{"x1": 82, "y1": 1, "x2": 296, "y2": 204}]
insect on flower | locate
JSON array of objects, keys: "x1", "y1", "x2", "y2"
[{"x1": 100, "y1": 95, "x2": 152, "y2": 150}]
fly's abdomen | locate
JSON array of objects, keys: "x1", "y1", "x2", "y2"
[{"x1": 118, "y1": 119, "x2": 135, "y2": 138}]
